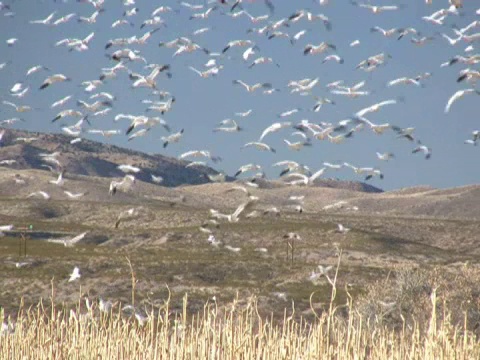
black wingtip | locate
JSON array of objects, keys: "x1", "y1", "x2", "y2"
[
  {"x1": 457, "y1": 74, "x2": 467, "y2": 83},
  {"x1": 125, "y1": 124, "x2": 134, "y2": 135}
]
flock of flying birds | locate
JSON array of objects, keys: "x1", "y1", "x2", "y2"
[
  {"x1": 0, "y1": 0, "x2": 479, "y2": 193},
  {"x1": 1, "y1": 0, "x2": 480, "y2": 307}
]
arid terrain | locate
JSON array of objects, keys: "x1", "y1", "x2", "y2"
[{"x1": 1, "y1": 130, "x2": 479, "y2": 322}]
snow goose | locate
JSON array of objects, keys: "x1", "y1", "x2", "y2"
[
  {"x1": 283, "y1": 139, "x2": 312, "y2": 151},
  {"x1": 27, "y1": 191, "x2": 50, "y2": 200},
  {"x1": 387, "y1": 77, "x2": 421, "y2": 87},
  {"x1": 26, "y1": 65, "x2": 49, "y2": 77},
  {"x1": 327, "y1": 130, "x2": 355, "y2": 144},
  {"x1": 355, "y1": 99, "x2": 397, "y2": 117},
  {"x1": 241, "y1": 141, "x2": 276, "y2": 153},
  {"x1": 376, "y1": 152, "x2": 395, "y2": 161},
  {"x1": 2, "y1": 101, "x2": 32, "y2": 113},
  {"x1": 336, "y1": 223, "x2": 350, "y2": 234},
  {"x1": 214, "y1": 120, "x2": 242, "y2": 133},
  {"x1": 249, "y1": 56, "x2": 280, "y2": 68},
  {"x1": 162, "y1": 128, "x2": 184, "y2": 148},
  {"x1": 53, "y1": 13, "x2": 76, "y2": 26},
  {"x1": 392, "y1": 126, "x2": 416, "y2": 141},
  {"x1": 64, "y1": 191, "x2": 86, "y2": 199},
  {"x1": 351, "y1": 2, "x2": 404, "y2": 14},
  {"x1": 68, "y1": 267, "x2": 81, "y2": 282},
  {"x1": 232, "y1": 79, "x2": 272, "y2": 92},
  {"x1": 117, "y1": 164, "x2": 141, "y2": 173},
  {"x1": 40, "y1": 73, "x2": 71, "y2": 90},
  {"x1": 259, "y1": 122, "x2": 291, "y2": 141},
  {"x1": 304, "y1": 42, "x2": 336, "y2": 55},
  {"x1": 209, "y1": 196, "x2": 258, "y2": 223},
  {"x1": 283, "y1": 167, "x2": 327, "y2": 186},
  {"x1": 49, "y1": 170, "x2": 65, "y2": 186},
  {"x1": 370, "y1": 26, "x2": 399, "y2": 37},
  {"x1": 179, "y1": 150, "x2": 222, "y2": 163},
  {"x1": 234, "y1": 164, "x2": 262, "y2": 177},
  {"x1": 412, "y1": 144, "x2": 432, "y2": 159},
  {"x1": 48, "y1": 232, "x2": 87, "y2": 247}
]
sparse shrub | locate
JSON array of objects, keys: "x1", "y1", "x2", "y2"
[
  {"x1": 355, "y1": 265, "x2": 480, "y2": 336},
  {"x1": 30, "y1": 203, "x2": 68, "y2": 219}
]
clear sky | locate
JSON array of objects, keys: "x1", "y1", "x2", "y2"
[{"x1": 0, "y1": 0, "x2": 479, "y2": 190}]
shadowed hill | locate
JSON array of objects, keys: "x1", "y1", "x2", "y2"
[
  {"x1": 0, "y1": 127, "x2": 384, "y2": 192},
  {"x1": 0, "y1": 128, "x2": 218, "y2": 187}
]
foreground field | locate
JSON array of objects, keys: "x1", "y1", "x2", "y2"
[{"x1": 1, "y1": 281, "x2": 480, "y2": 360}]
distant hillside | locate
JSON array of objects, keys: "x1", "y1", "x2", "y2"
[
  {"x1": 311, "y1": 178, "x2": 383, "y2": 193},
  {"x1": 0, "y1": 128, "x2": 217, "y2": 187},
  {"x1": 0, "y1": 127, "x2": 383, "y2": 192},
  {"x1": 249, "y1": 177, "x2": 383, "y2": 193}
]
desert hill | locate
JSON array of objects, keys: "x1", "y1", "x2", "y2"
[
  {"x1": 0, "y1": 127, "x2": 218, "y2": 187},
  {"x1": 0, "y1": 127, "x2": 383, "y2": 192}
]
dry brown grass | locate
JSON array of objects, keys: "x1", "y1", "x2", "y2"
[{"x1": 2, "y1": 261, "x2": 480, "y2": 359}]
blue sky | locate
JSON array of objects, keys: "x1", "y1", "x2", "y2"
[{"x1": 0, "y1": 0, "x2": 479, "y2": 190}]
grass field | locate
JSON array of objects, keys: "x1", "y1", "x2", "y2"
[{"x1": 2, "y1": 265, "x2": 480, "y2": 359}]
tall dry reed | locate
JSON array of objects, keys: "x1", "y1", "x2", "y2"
[{"x1": 1, "y1": 275, "x2": 479, "y2": 359}]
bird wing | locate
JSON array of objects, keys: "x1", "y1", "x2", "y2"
[
  {"x1": 232, "y1": 198, "x2": 257, "y2": 220},
  {"x1": 445, "y1": 90, "x2": 465, "y2": 113},
  {"x1": 2, "y1": 101, "x2": 16, "y2": 109},
  {"x1": 226, "y1": 186, "x2": 250, "y2": 195},
  {"x1": 352, "y1": 81, "x2": 366, "y2": 90},
  {"x1": 47, "y1": 238, "x2": 67, "y2": 245},
  {"x1": 378, "y1": 99, "x2": 397, "y2": 107},
  {"x1": 233, "y1": 79, "x2": 249, "y2": 90},
  {"x1": 284, "y1": 173, "x2": 308, "y2": 184},
  {"x1": 189, "y1": 66, "x2": 202, "y2": 76},
  {"x1": 83, "y1": 32, "x2": 95, "y2": 44},
  {"x1": 380, "y1": 5, "x2": 400, "y2": 11},
  {"x1": 259, "y1": 123, "x2": 279, "y2": 141},
  {"x1": 147, "y1": 67, "x2": 161, "y2": 81},
  {"x1": 387, "y1": 78, "x2": 403, "y2": 86},
  {"x1": 68, "y1": 232, "x2": 88, "y2": 245},
  {"x1": 355, "y1": 106, "x2": 372, "y2": 117},
  {"x1": 309, "y1": 167, "x2": 327, "y2": 183}
]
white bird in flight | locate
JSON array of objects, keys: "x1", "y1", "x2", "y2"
[
  {"x1": 118, "y1": 164, "x2": 141, "y2": 173},
  {"x1": 40, "y1": 73, "x2": 71, "y2": 90},
  {"x1": 48, "y1": 232, "x2": 87, "y2": 247},
  {"x1": 412, "y1": 144, "x2": 432, "y2": 159},
  {"x1": 259, "y1": 122, "x2": 291, "y2": 141},
  {"x1": 68, "y1": 266, "x2": 81, "y2": 282},
  {"x1": 27, "y1": 191, "x2": 50, "y2": 200},
  {"x1": 355, "y1": 99, "x2": 398, "y2": 117},
  {"x1": 64, "y1": 191, "x2": 86, "y2": 199},
  {"x1": 232, "y1": 79, "x2": 272, "y2": 93},
  {"x1": 241, "y1": 141, "x2": 276, "y2": 153},
  {"x1": 162, "y1": 128, "x2": 184, "y2": 148},
  {"x1": 49, "y1": 170, "x2": 65, "y2": 186},
  {"x1": 336, "y1": 223, "x2": 350, "y2": 234},
  {"x1": 283, "y1": 167, "x2": 327, "y2": 186},
  {"x1": 210, "y1": 197, "x2": 258, "y2": 223}
]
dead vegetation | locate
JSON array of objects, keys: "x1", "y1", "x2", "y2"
[{"x1": 2, "y1": 258, "x2": 480, "y2": 359}]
